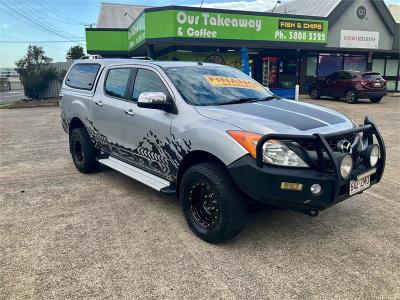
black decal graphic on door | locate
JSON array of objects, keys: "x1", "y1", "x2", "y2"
[{"x1": 85, "y1": 118, "x2": 191, "y2": 181}]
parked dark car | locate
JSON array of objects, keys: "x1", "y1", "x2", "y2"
[{"x1": 308, "y1": 71, "x2": 387, "y2": 104}]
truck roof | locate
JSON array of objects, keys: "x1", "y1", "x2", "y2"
[{"x1": 73, "y1": 58, "x2": 222, "y2": 68}]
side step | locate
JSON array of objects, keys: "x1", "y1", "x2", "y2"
[{"x1": 99, "y1": 157, "x2": 173, "y2": 192}]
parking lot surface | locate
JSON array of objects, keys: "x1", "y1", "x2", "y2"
[{"x1": 1, "y1": 96, "x2": 399, "y2": 299}]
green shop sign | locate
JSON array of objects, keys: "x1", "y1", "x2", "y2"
[
  {"x1": 127, "y1": 8, "x2": 328, "y2": 50},
  {"x1": 86, "y1": 7, "x2": 329, "y2": 53}
]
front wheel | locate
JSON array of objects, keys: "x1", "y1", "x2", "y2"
[
  {"x1": 345, "y1": 90, "x2": 358, "y2": 104},
  {"x1": 370, "y1": 97, "x2": 383, "y2": 103},
  {"x1": 180, "y1": 162, "x2": 247, "y2": 244},
  {"x1": 309, "y1": 87, "x2": 320, "y2": 99}
]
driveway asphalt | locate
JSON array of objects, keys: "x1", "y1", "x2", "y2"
[
  {"x1": 0, "y1": 90, "x2": 26, "y2": 103},
  {"x1": 0, "y1": 96, "x2": 399, "y2": 299}
]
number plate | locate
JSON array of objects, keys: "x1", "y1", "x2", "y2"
[
  {"x1": 374, "y1": 82, "x2": 381, "y2": 87},
  {"x1": 349, "y1": 176, "x2": 370, "y2": 196}
]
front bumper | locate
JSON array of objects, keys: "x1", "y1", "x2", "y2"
[{"x1": 228, "y1": 116, "x2": 386, "y2": 214}]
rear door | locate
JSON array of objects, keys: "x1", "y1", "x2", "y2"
[
  {"x1": 121, "y1": 66, "x2": 176, "y2": 180},
  {"x1": 92, "y1": 67, "x2": 133, "y2": 154},
  {"x1": 322, "y1": 72, "x2": 340, "y2": 96}
]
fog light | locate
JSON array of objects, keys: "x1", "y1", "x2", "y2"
[
  {"x1": 369, "y1": 144, "x2": 380, "y2": 167},
  {"x1": 280, "y1": 182, "x2": 303, "y2": 191},
  {"x1": 340, "y1": 154, "x2": 353, "y2": 178},
  {"x1": 310, "y1": 184, "x2": 322, "y2": 195}
]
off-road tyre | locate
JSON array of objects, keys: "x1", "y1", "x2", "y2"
[
  {"x1": 309, "y1": 87, "x2": 321, "y2": 99},
  {"x1": 70, "y1": 127, "x2": 100, "y2": 173},
  {"x1": 369, "y1": 97, "x2": 383, "y2": 103},
  {"x1": 180, "y1": 162, "x2": 247, "y2": 244},
  {"x1": 345, "y1": 90, "x2": 359, "y2": 104}
]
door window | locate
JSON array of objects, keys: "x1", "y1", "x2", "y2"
[
  {"x1": 338, "y1": 71, "x2": 354, "y2": 80},
  {"x1": 104, "y1": 68, "x2": 131, "y2": 99},
  {"x1": 65, "y1": 63, "x2": 100, "y2": 90},
  {"x1": 326, "y1": 72, "x2": 339, "y2": 80},
  {"x1": 132, "y1": 69, "x2": 170, "y2": 102}
]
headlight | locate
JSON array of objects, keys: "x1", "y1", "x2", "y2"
[
  {"x1": 361, "y1": 144, "x2": 380, "y2": 168},
  {"x1": 227, "y1": 131, "x2": 308, "y2": 167},
  {"x1": 262, "y1": 141, "x2": 308, "y2": 167},
  {"x1": 369, "y1": 145, "x2": 380, "y2": 167},
  {"x1": 340, "y1": 154, "x2": 353, "y2": 178}
]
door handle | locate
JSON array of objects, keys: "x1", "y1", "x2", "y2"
[
  {"x1": 95, "y1": 100, "x2": 103, "y2": 106},
  {"x1": 125, "y1": 109, "x2": 135, "y2": 116}
]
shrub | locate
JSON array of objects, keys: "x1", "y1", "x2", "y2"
[{"x1": 16, "y1": 45, "x2": 57, "y2": 100}]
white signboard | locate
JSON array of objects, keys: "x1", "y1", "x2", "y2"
[{"x1": 340, "y1": 30, "x2": 379, "y2": 49}]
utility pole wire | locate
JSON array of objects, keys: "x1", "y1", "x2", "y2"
[
  {"x1": 0, "y1": 0, "x2": 85, "y2": 46},
  {"x1": 14, "y1": 0, "x2": 83, "y2": 39}
]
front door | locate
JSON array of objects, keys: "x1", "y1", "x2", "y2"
[
  {"x1": 322, "y1": 72, "x2": 340, "y2": 96},
  {"x1": 121, "y1": 67, "x2": 176, "y2": 181},
  {"x1": 92, "y1": 67, "x2": 132, "y2": 155}
]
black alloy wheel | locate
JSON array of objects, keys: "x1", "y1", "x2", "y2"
[
  {"x1": 189, "y1": 181, "x2": 220, "y2": 229},
  {"x1": 70, "y1": 127, "x2": 100, "y2": 173},
  {"x1": 180, "y1": 162, "x2": 247, "y2": 244}
]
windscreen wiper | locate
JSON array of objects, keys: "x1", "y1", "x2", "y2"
[{"x1": 219, "y1": 95, "x2": 280, "y2": 105}]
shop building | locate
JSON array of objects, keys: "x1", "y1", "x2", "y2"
[{"x1": 86, "y1": 0, "x2": 400, "y2": 93}]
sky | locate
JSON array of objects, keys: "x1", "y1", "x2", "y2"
[{"x1": 0, "y1": 0, "x2": 398, "y2": 68}]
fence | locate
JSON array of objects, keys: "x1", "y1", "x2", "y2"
[{"x1": 38, "y1": 60, "x2": 74, "y2": 99}]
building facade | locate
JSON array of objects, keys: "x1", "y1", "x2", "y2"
[{"x1": 86, "y1": 0, "x2": 400, "y2": 92}]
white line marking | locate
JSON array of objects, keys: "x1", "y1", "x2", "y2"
[{"x1": 253, "y1": 103, "x2": 331, "y2": 126}]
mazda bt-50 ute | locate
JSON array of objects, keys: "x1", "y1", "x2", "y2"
[{"x1": 61, "y1": 58, "x2": 385, "y2": 243}]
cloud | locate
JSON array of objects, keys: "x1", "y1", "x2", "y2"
[
  {"x1": 0, "y1": 24, "x2": 11, "y2": 30},
  {"x1": 199, "y1": 0, "x2": 279, "y2": 11}
]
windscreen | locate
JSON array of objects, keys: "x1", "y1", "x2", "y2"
[
  {"x1": 163, "y1": 66, "x2": 273, "y2": 106},
  {"x1": 362, "y1": 73, "x2": 383, "y2": 81}
]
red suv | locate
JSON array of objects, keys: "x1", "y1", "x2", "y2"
[{"x1": 309, "y1": 71, "x2": 387, "y2": 104}]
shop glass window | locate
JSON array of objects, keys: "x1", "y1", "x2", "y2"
[
  {"x1": 385, "y1": 59, "x2": 399, "y2": 77},
  {"x1": 66, "y1": 63, "x2": 100, "y2": 90},
  {"x1": 372, "y1": 59, "x2": 385, "y2": 75},
  {"x1": 132, "y1": 69, "x2": 170, "y2": 101},
  {"x1": 386, "y1": 81, "x2": 397, "y2": 92},
  {"x1": 318, "y1": 54, "x2": 343, "y2": 77},
  {"x1": 306, "y1": 57, "x2": 317, "y2": 77},
  {"x1": 278, "y1": 58, "x2": 298, "y2": 88},
  {"x1": 104, "y1": 68, "x2": 131, "y2": 99},
  {"x1": 343, "y1": 55, "x2": 366, "y2": 72}
]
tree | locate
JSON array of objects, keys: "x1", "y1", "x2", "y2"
[
  {"x1": 16, "y1": 45, "x2": 57, "y2": 100},
  {"x1": 66, "y1": 45, "x2": 85, "y2": 60}
]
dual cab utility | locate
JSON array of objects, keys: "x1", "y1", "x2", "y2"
[{"x1": 61, "y1": 59, "x2": 385, "y2": 243}]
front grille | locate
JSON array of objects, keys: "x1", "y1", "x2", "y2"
[
  {"x1": 296, "y1": 133, "x2": 362, "y2": 177},
  {"x1": 326, "y1": 133, "x2": 357, "y2": 152}
]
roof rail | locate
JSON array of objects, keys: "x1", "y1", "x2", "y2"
[
  {"x1": 130, "y1": 56, "x2": 154, "y2": 60},
  {"x1": 80, "y1": 54, "x2": 103, "y2": 60}
]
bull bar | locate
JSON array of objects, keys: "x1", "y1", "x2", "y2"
[{"x1": 255, "y1": 116, "x2": 386, "y2": 201}]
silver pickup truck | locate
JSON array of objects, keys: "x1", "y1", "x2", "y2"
[{"x1": 61, "y1": 58, "x2": 385, "y2": 243}]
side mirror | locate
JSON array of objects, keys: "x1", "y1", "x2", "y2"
[{"x1": 137, "y1": 92, "x2": 173, "y2": 111}]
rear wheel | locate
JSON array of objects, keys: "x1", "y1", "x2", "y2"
[
  {"x1": 180, "y1": 162, "x2": 247, "y2": 244},
  {"x1": 70, "y1": 127, "x2": 100, "y2": 173},
  {"x1": 345, "y1": 90, "x2": 358, "y2": 104},
  {"x1": 369, "y1": 97, "x2": 383, "y2": 103},
  {"x1": 309, "y1": 87, "x2": 320, "y2": 99}
]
